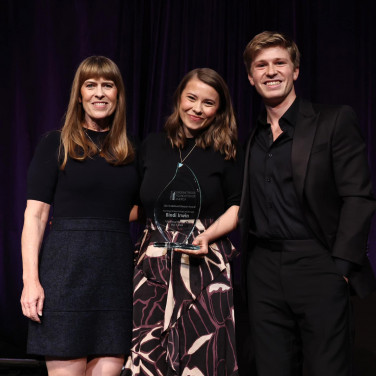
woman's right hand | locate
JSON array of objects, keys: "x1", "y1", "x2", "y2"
[
  {"x1": 21, "y1": 281, "x2": 45, "y2": 323},
  {"x1": 20, "y1": 200, "x2": 50, "y2": 324}
]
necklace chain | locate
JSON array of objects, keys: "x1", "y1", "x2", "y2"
[
  {"x1": 84, "y1": 129, "x2": 102, "y2": 153},
  {"x1": 179, "y1": 143, "x2": 197, "y2": 164}
]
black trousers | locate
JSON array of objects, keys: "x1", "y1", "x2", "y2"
[{"x1": 246, "y1": 240, "x2": 352, "y2": 376}]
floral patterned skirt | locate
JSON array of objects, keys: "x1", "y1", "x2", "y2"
[{"x1": 123, "y1": 218, "x2": 239, "y2": 376}]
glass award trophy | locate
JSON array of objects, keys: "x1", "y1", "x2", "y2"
[{"x1": 153, "y1": 162, "x2": 201, "y2": 250}]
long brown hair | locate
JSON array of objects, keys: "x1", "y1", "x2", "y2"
[
  {"x1": 165, "y1": 68, "x2": 238, "y2": 160},
  {"x1": 60, "y1": 56, "x2": 134, "y2": 169}
]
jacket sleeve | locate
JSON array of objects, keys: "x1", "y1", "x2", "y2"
[{"x1": 330, "y1": 106, "x2": 376, "y2": 265}]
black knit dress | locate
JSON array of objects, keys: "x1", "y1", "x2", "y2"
[{"x1": 26, "y1": 130, "x2": 139, "y2": 357}]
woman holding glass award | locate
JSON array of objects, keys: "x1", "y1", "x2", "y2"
[
  {"x1": 124, "y1": 68, "x2": 242, "y2": 376},
  {"x1": 20, "y1": 56, "x2": 139, "y2": 376}
]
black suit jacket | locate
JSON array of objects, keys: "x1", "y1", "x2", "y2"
[{"x1": 239, "y1": 99, "x2": 376, "y2": 298}]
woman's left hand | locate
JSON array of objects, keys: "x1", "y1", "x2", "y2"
[
  {"x1": 174, "y1": 234, "x2": 209, "y2": 257},
  {"x1": 174, "y1": 205, "x2": 239, "y2": 257}
]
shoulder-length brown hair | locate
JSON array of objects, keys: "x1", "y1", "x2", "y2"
[
  {"x1": 165, "y1": 68, "x2": 238, "y2": 160},
  {"x1": 60, "y1": 56, "x2": 134, "y2": 169}
]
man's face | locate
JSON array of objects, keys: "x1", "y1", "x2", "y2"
[{"x1": 248, "y1": 46, "x2": 299, "y2": 106}]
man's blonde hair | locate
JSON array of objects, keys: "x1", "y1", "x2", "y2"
[{"x1": 243, "y1": 31, "x2": 300, "y2": 74}]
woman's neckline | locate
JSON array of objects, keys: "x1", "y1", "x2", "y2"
[{"x1": 84, "y1": 127, "x2": 109, "y2": 134}]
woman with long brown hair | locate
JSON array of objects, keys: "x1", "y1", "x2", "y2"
[
  {"x1": 125, "y1": 68, "x2": 242, "y2": 375},
  {"x1": 20, "y1": 56, "x2": 138, "y2": 375}
]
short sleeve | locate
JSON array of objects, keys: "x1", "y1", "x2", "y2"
[
  {"x1": 129, "y1": 135, "x2": 142, "y2": 207},
  {"x1": 138, "y1": 132, "x2": 163, "y2": 180},
  {"x1": 27, "y1": 131, "x2": 61, "y2": 204},
  {"x1": 222, "y1": 143, "x2": 245, "y2": 208},
  {"x1": 138, "y1": 135, "x2": 148, "y2": 180}
]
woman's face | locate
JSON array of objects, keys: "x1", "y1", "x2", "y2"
[
  {"x1": 80, "y1": 77, "x2": 118, "y2": 127},
  {"x1": 178, "y1": 77, "x2": 220, "y2": 138}
]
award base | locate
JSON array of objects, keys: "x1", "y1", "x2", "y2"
[{"x1": 153, "y1": 242, "x2": 200, "y2": 250}]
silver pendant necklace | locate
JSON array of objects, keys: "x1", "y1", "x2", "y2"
[
  {"x1": 84, "y1": 129, "x2": 102, "y2": 153},
  {"x1": 179, "y1": 143, "x2": 197, "y2": 165}
]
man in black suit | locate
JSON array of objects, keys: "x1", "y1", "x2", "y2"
[{"x1": 239, "y1": 31, "x2": 376, "y2": 376}]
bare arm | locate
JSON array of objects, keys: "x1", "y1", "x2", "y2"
[
  {"x1": 129, "y1": 205, "x2": 139, "y2": 222},
  {"x1": 176, "y1": 205, "x2": 239, "y2": 256},
  {"x1": 129, "y1": 205, "x2": 146, "y2": 224},
  {"x1": 20, "y1": 200, "x2": 51, "y2": 323}
]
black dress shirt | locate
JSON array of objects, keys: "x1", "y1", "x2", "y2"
[
  {"x1": 249, "y1": 97, "x2": 312, "y2": 240},
  {"x1": 248, "y1": 97, "x2": 352, "y2": 276}
]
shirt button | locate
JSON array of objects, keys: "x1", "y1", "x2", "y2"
[
  {"x1": 265, "y1": 177, "x2": 271, "y2": 182},
  {"x1": 268, "y1": 153, "x2": 273, "y2": 158}
]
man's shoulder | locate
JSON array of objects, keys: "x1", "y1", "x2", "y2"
[
  {"x1": 300, "y1": 98, "x2": 355, "y2": 117},
  {"x1": 298, "y1": 99, "x2": 360, "y2": 139}
]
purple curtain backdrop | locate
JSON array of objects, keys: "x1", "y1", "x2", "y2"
[{"x1": 1, "y1": 0, "x2": 376, "y2": 357}]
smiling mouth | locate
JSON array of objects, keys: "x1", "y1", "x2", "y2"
[
  {"x1": 92, "y1": 102, "x2": 108, "y2": 107},
  {"x1": 265, "y1": 81, "x2": 282, "y2": 86},
  {"x1": 188, "y1": 114, "x2": 203, "y2": 121}
]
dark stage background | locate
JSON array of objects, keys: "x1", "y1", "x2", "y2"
[{"x1": 1, "y1": 0, "x2": 376, "y2": 372}]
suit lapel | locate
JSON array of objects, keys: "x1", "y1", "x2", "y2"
[{"x1": 291, "y1": 100, "x2": 319, "y2": 202}]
